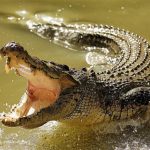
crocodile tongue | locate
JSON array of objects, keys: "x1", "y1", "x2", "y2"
[{"x1": 0, "y1": 42, "x2": 62, "y2": 119}]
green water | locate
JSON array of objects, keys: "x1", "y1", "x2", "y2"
[{"x1": 0, "y1": 0, "x2": 150, "y2": 149}]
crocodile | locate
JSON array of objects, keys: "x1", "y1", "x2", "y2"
[{"x1": 0, "y1": 23, "x2": 150, "y2": 130}]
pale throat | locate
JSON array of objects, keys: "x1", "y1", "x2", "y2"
[{"x1": 13, "y1": 63, "x2": 62, "y2": 117}]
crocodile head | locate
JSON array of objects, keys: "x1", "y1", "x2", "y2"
[{"x1": 0, "y1": 42, "x2": 79, "y2": 128}]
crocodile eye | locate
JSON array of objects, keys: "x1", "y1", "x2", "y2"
[
  {"x1": 82, "y1": 67, "x2": 87, "y2": 72},
  {"x1": 63, "y1": 65, "x2": 69, "y2": 71}
]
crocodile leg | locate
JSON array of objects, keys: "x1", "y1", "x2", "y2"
[
  {"x1": 118, "y1": 87, "x2": 150, "y2": 120},
  {"x1": 104, "y1": 87, "x2": 150, "y2": 121},
  {"x1": 120, "y1": 87, "x2": 150, "y2": 108}
]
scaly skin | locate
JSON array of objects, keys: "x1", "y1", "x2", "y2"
[{"x1": 0, "y1": 22, "x2": 150, "y2": 130}]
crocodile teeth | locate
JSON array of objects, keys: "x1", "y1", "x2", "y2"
[
  {"x1": 5, "y1": 64, "x2": 10, "y2": 74},
  {"x1": 17, "y1": 64, "x2": 32, "y2": 76},
  {"x1": 0, "y1": 55, "x2": 2, "y2": 60}
]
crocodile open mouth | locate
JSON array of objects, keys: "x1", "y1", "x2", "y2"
[{"x1": 0, "y1": 42, "x2": 64, "y2": 119}]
